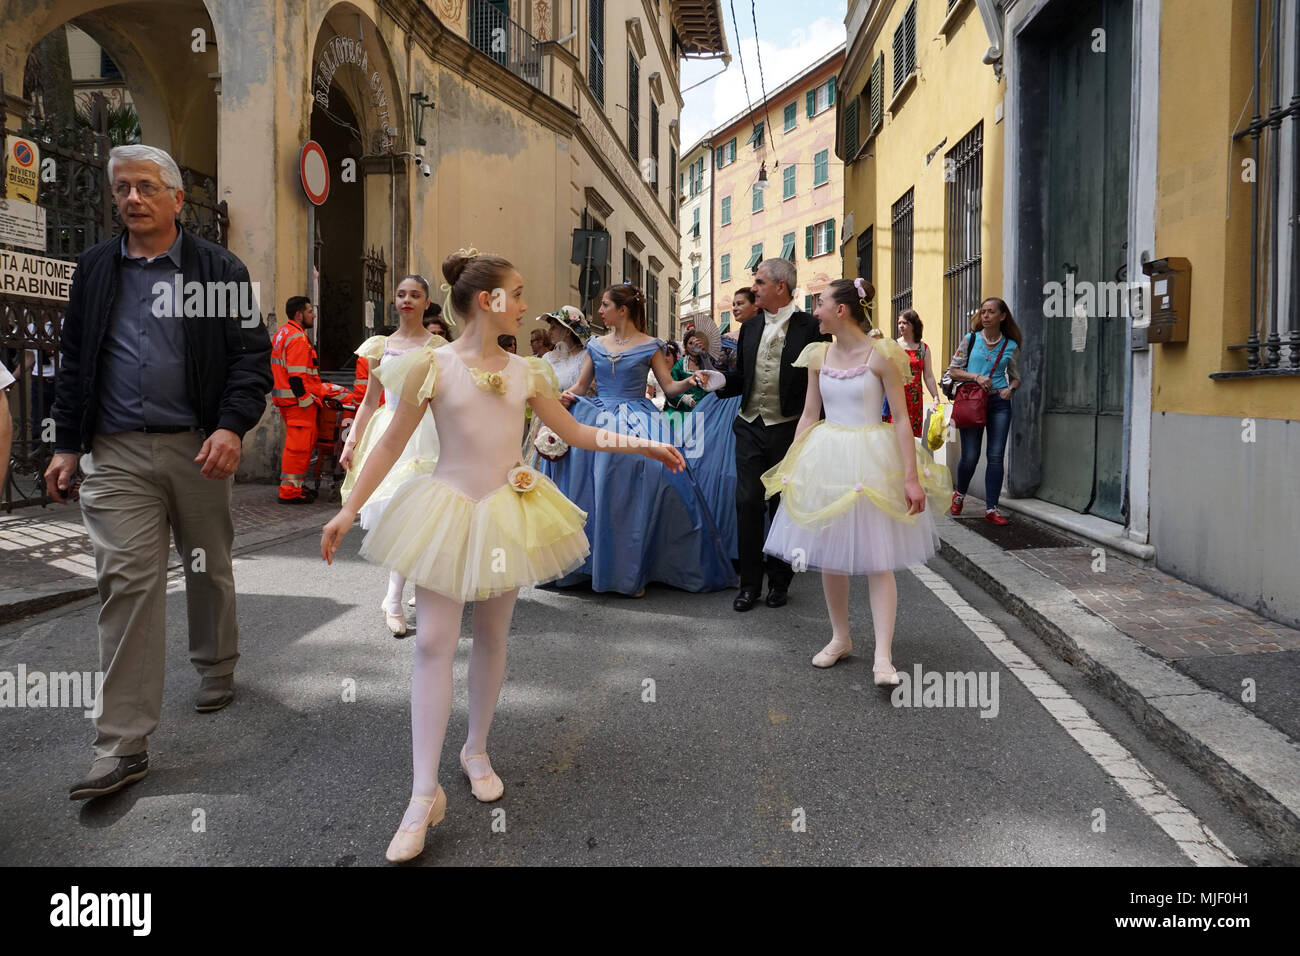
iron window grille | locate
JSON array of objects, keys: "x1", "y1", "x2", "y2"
[
  {"x1": 944, "y1": 122, "x2": 983, "y2": 355},
  {"x1": 892, "y1": 187, "x2": 915, "y2": 316},
  {"x1": 1220, "y1": 0, "x2": 1300, "y2": 374}
]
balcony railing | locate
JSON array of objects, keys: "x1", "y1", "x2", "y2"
[{"x1": 468, "y1": 0, "x2": 545, "y2": 94}]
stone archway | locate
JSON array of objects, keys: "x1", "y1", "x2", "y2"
[
  {"x1": 308, "y1": 2, "x2": 408, "y2": 371},
  {"x1": 7, "y1": 0, "x2": 219, "y2": 176}
]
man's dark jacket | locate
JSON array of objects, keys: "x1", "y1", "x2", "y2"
[
  {"x1": 718, "y1": 309, "x2": 831, "y2": 418},
  {"x1": 51, "y1": 228, "x2": 273, "y2": 454}
]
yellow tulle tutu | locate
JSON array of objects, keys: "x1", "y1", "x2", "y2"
[
  {"x1": 359, "y1": 469, "x2": 590, "y2": 603},
  {"x1": 762, "y1": 421, "x2": 953, "y2": 528}
]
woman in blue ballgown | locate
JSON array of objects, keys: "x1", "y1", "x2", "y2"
[{"x1": 539, "y1": 283, "x2": 739, "y2": 595}]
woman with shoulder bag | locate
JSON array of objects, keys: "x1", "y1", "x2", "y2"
[{"x1": 943, "y1": 297, "x2": 1022, "y2": 525}]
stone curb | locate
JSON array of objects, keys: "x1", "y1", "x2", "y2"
[{"x1": 936, "y1": 513, "x2": 1300, "y2": 857}]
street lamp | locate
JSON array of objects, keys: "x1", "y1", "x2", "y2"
[
  {"x1": 410, "y1": 91, "x2": 435, "y2": 147},
  {"x1": 756, "y1": 161, "x2": 770, "y2": 189}
]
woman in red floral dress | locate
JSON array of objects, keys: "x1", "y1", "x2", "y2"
[{"x1": 884, "y1": 309, "x2": 939, "y2": 437}]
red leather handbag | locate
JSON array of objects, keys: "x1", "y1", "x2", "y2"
[{"x1": 950, "y1": 336, "x2": 1009, "y2": 429}]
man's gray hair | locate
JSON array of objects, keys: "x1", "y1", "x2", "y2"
[
  {"x1": 758, "y1": 258, "x2": 797, "y2": 298},
  {"x1": 107, "y1": 145, "x2": 183, "y2": 192}
]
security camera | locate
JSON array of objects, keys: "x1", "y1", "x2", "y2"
[
  {"x1": 421, "y1": 163, "x2": 431, "y2": 178},
  {"x1": 415, "y1": 154, "x2": 424, "y2": 165}
]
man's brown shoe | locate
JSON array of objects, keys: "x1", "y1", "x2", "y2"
[
  {"x1": 69, "y1": 753, "x2": 149, "y2": 800},
  {"x1": 195, "y1": 675, "x2": 234, "y2": 712}
]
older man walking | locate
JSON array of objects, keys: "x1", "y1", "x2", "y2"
[
  {"x1": 719, "y1": 259, "x2": 830, "y2": 612},
  {"x1": 45, "y1": 144, "x2": 272, "y2": 800}
]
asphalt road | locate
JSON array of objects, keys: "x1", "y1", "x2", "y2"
[{"x1": 0, "y1": 526, "x2": 1286, "y2": 866}]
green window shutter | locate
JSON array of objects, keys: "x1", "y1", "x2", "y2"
[
  {"x1": 721, "y1": 195, "x2": 731, "y2": 224},
  {"x1": 804, "y1": 294, "x2": 813, "y2": 312},
  {"x1": 721, "y1": 254, "x2": 730, "y2": 281},
  {"x1": 783, "y1": 164, "x2": 795, "y2": 199},
  {"x1": 871, "y1": 53, "x2": 885, "y2": 135},
  {"x1": 752, "y1": 184, "x2": 763, "y2": 212},
  {"x1": 844, "y1": 98, "x2": 859, "y2": 157},
  {"x1": 806, "y1": 89, "x2": 815, "y2": 118},
  {"x1": 805, "y1": 225, "x2": 815, "y2": 258},
  {"x1": 828, "y1": 219, "x2": 836, "y2": 253},
  {"x1": 784, "y1": 102, "x2": 796, "y2": 131},
  {"x1": 828, "y1": 75, "x2": 836, "y2": 106}
]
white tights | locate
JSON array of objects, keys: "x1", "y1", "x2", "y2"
[
  {"x1": 409, "y1": 585, "x2": 518, "y2": 800},
  {"x1": 822, "y1": 570, "x2": 899, "y2": 668},
  {"x1": 382, "y1": 571, "x2": 406, "y2": 613}
]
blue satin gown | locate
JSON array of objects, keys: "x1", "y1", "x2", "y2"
[{"x1": 537, "y1": 338, "x2": 739, "y2": 594}]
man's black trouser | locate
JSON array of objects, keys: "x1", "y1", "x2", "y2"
[{"x1": 733, "y1": 414, "x2": 798, "y2": 592}]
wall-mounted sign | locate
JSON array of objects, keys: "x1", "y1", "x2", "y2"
[
  {"x1": 0, "y1": 249, "x2": 76, "y2": 300},
  {"x1": 5, "y1": 135, "x2": 40, "y2": 203},
  {"x1": 0, "y1": 197, "x2": 46, "y2": 252}
]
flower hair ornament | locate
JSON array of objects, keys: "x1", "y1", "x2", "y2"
[
  {"x1": 437, "y1": 245, "x2": 481, "y2": 330},
  {"x1": 853, "y1": 276, "x2": 876, "y2": 329}
]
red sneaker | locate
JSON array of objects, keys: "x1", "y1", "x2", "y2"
[
  {"x1": 985, "y1": 509, "x2": 1009, "y2": 526},
  {"x1": 949, "y1": 492, "x2": 965, "y2": 516}
]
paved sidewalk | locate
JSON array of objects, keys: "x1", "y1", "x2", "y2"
[
  {"x1": 937, "y1": 499, "x2": 1300, "y2": 856},
  {"x1": 0, "y1": 483, "x2": 336, "y2": 623}
]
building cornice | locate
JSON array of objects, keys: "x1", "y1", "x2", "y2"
[
  {"x1": 642, "y1": 0, "x2": 686, "y2": 111},
  {"x1": 380, "y1": 0, "x2": 579, "y2": 137},
  {"x1": 573, "y1": 86, "x2": 677, "y2": 255}
]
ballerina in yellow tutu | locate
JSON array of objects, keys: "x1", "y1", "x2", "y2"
[
  {"x1": 339, "y1": 275, "x2": 446, "y2": 637},
  {"x1": 321, "y1": 249, "x2": 684, "y2": 864},
  {"x1": 761, "y1": 278, "x2": 952, "y2": 683}
]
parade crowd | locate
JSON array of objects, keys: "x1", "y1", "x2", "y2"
[{"x1": 29, "y1": 144, "x2": 1024, "y2": 863}]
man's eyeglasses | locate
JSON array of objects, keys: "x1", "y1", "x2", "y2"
[{"x1": 112, "y1": 181, "x2": 168, "y2": 199}]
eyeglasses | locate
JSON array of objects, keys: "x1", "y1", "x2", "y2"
[{"x1": 112, "y1": 181, "x2": 168, "y2": 199}]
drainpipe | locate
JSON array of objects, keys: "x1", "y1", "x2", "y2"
[{"x1": 558, "y1": 0, "x2": 577, "y2": 45}]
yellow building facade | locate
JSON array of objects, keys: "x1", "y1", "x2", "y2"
[
  {"x1": 710, "y1": 46, "x2": 844, "y2": 327},
  {"x1": 837, "y1": 0, "x2": 1003, "y2": 381},
  {"x1": 843, "y1": 0, "x2": 1300, "y2": 626},
  {"x1": 0, "y1": 0, "x2": 726, "y2": 485}
]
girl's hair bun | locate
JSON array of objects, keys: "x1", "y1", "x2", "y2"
[{"x1": 442, "y1": 253, "x2": 470, "y2": 287}]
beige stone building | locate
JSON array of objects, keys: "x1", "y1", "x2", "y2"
[{"x1": 0, "y1": 0, "x2": 726, "y2": 484}]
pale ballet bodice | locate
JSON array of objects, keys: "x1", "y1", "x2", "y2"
[
  {"x1": 819, "y1": 359, "x2": 885, "y2": 428},
  {"x1": 425, "y1": 345, "x2": 532, "y2": 501},
  {"x1": 380, "y1": 345, "x2": 420, "y2": 407}
]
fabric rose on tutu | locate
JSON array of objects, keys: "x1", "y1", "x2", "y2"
[
  {"x1": 470, "y1": 367, "x2": 508, "y2": 394},
  {"x1": 507, "y1": 465, "x2": 541, "y2": 493},
  {"x1": 533, "y1": 425, "x2": 569, "y2": 460}
]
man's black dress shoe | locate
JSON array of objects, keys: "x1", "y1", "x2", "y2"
[
  {"x1": 733, "y1": 589, "x2": 760, "y2": 612},
  {"x1": 69, "y1": 752, "x2": 149, "y2": 801},
  {"x1": 765, "y1": 587, "x2": 789, "y2": 608}
]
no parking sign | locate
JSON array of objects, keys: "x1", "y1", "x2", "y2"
[{"x1": 5, "y1": 135, "x2": 40, "y2": 203}]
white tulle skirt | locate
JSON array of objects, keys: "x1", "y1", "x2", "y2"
[
  {"x1": 761, "y1": 420, "x2": 952, "y2": 575},
  {"x1": 340, "y1": 402, "x2": 440, "y2": 530}
]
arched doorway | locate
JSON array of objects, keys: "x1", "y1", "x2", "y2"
[{"x1": 308, "y1": 4, "x2": 407, "y2": 375}]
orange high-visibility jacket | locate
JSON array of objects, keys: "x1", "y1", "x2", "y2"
[{"x1": 271, "y1": 319, "x2": 337, "y2": 409}]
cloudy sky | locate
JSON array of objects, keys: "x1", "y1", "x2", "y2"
[{"x1": 679, "y1": 0, "x2": 848, "y2": 150}]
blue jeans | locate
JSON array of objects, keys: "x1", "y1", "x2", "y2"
[{"x1": 956, "y1": 394, "x2": 1012, "y2": 509}]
